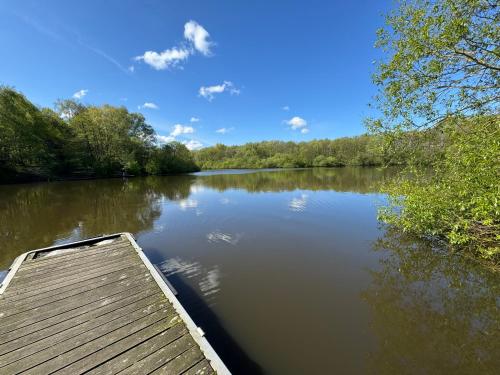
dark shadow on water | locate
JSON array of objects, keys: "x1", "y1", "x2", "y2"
[{"x1": 160, "y1": 271, "x2": 264, "y2": 375}]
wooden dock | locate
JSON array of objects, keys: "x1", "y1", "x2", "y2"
[{"x1": 0, "y1": 233, "x2": 230, "y2": 375}]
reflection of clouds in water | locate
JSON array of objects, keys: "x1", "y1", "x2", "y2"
[
  {"x1": 178, "y1": 199, "x2": 198, "y2": 210},
  {"x1": 220, "y1": 197, "x2": 235, "y2": 205},
  {"x1": 207, "y1": 231, "x2": 243, "y2": 245},
  {"x1": 160, "y1": 257, "x2": 201, "y2": 278},
  {"x1": 153, "y1": 222, "x2": 165, "y2": 233},
  {"x1": 159, "y1": 257, "x2": 220, "y2": 298},
  {"x1": 189, "y1": 184, "x2": 205, "y2": 194},
  {"x1": 53, "y1": 223, "x2": 84, "y2": 245},
  {"x1": 289, "y1": 194, "x2": 308, "y2": 212},
  {"x1": 199, "y1": 267, "x2": 220, "y2": 296}
]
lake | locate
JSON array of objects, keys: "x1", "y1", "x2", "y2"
[{"x1": 0, "y1": 168, "x2": 498, "y2": 374}]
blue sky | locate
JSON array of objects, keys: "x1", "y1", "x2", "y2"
[{"x1": 0, "y1": 0, "x2": 390, "y2": 149}]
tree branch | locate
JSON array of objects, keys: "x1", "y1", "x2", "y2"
[{"x1": 453, "y1": 49, "x2": 500, "y2": 71}]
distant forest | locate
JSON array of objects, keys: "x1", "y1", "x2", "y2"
[{"x1": 193, "y1": 133, "x2": 438, "y2": 169}]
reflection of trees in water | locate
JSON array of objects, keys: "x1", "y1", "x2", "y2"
[
  {"x1": 0, "y1": 168, "x2": 396, "y2": 268},
  {"x1": 0, "y1": 176, "x2": 195, "y2": 268},
  {"x1": 363, "y1": 228, "x2": 500, "y2": 374},
  {"x1": 198, "y1": 167, "x2": 397, "y2": 194}
]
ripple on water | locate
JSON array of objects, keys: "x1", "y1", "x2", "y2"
[{"x1": 206, "y1": 231, "x2": 243, "y2": 245}]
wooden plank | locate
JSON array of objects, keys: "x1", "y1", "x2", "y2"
[
  {"x1": 15, "y1": 240, "x2": 128, "y2": 270},
  {"x1": 0, "y1": 265, "x2": 148, "y2": 316},
  {"x1": 0, "y1": 271, "x2": 154, "y2": 333},
  {"x1": 5, "y1": 258, "x2": 140, "y2": 302},
  {"x1": 20, "y1": 306, "x2": 176, "y2": 375},
  {"x1": 0, "y1": 285, "x2": 160, "y2": 346},
  {"x1": 53, "y1": 316, "x2": 184, "y2": 374},
  {"x1": 86, "y1": 323, "x2": 188, "y2": 375},
  {"x1": 19, "y1": 238, "x2": 127, "y2": 268},
  {"x1": 1, "y1": 265, "x2": 140, "y2": 310},
  {"x1": 118, "y1": 335, "x2": 197, "y2": 375},
  {"x1": 11, "y1": 246, "x2": 134, "y2": 285},
  {"x1": 14, "y1": 243, "x2": 131, "y2": 276},
  {"x1": 0, "y1": 289, "x2": 163, "y2": 355},
  {"x1": 183, "y1": 360, "x2": 215, "y2": 375},
  {"x1": 0, "y1": 295, "x2": 166, "y2": 366},
  {"x1": 0, "y1": 301, "x2": 171, "y2": 372},
  {"x1": 0, "y1": 263, "x2": 146, "y2": 308},
  {"x1": 151, "y1": 346, "x2": 205, "y2": 375},
  {"x1": 4, "y1": 255, "x2": 140, "y2": 298}
]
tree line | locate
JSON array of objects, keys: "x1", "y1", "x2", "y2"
[
  {"x1": 1, "y1": 85, "x2": 422, "y2": 185},
  {"x1": 193, "y1": 127, "x2": 453, "y2": 170},
  {"x1": 0, "y1": 87, "x2": 198, "y2": 183},
  {"x1": 194, "y1": 136, "x2": 385, "y2": 169}
]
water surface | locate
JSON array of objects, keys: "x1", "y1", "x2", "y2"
[{"x1": 0, "y1": 168, "x2": 498, "y2": 374}]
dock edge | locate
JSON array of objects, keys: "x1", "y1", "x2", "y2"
[{"x1": 122, "y1": 232, "x2": 231, "y2": 375}]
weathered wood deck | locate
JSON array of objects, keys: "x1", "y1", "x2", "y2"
[{"x1": 0, "y1": 233, "x2": 230, "y2": 375}]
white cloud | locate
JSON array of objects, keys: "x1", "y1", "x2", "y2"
[
  {"x1": 135, "y1": 20, "x2": 213, "y2": 71},
  {"x1": 184, "y1": 20, "x2": 213, "y2": 56},
  {"x1": 73, "y1": 89, "x2": 88, "y2": 99},
  {"x1": 286, "y1": 116, "x2": 307, "y2": 129},
  {"x1": 183, "y1": 139, "x2": 203, "y2": 150},
  {"x1": 156, "y1": 124, "x2": 197, "y2": 146},
  {"x1": 138, "y1": 102, "x2": 159, "y2": 110},
  {"x1": 282, "y1": 105, "x2": 290, "y2": 111},
  {"x1": 135, "y1": 47, "x2": 190, "y2": 70},
  {"x1": 301, "y1": 128, "x2": 310, "y2": 134},
  {"x1": 215, "y1": 127, "x2": 234, "y2": 134},
  {"x1": 171, "y1": 124, "x2": 194, "y2": 137},
  {"x1": 199, "y1": 81, "x2": 240, "y2": 101},
  {"x1": 190, "y1": 117, "x2": 200, "y2": 123},
  {"x1": 156, "y1": 135, "x2": 175, "y2": 144},
  {"x1": 128, "y1": 65, "x2": 135, "y2": 73}
]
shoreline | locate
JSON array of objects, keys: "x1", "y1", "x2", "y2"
[{"x1": 0, "y1": 165, "x2": 394, "y2": 186}]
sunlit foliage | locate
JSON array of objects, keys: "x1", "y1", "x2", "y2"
[
  {"x1": 370, "y1": 0, "x2": 499, "y2": 262},
  {"x1": 194, "y1": 136, "x2": 386, "y2": 169}
]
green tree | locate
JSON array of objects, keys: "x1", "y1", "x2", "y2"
[
  {"x1": 146, "y1": 142, "x2": 199, "y2": 175},
  {"x1": 0, "y1": 87, "x2": 73, "y2": 180},
  {"x1": 194, "y1": 136, "x2": 388, "y2": 169},
  {"x1": 68, "y1": 105, "x2": 155, "y2": 175},
  {"x1": 0, "y1": 87, "x2": 202, "y2": 182},
  {"x1": 368, "y1": 0, "x2": 499, "y2": 135},
  {"x1": 369, "y1": 0, "x2": 500, "y2": 262}
]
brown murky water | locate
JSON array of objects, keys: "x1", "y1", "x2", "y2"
[{"x1": 1, "y1": 168, "x2": 499, "y2": 374}]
